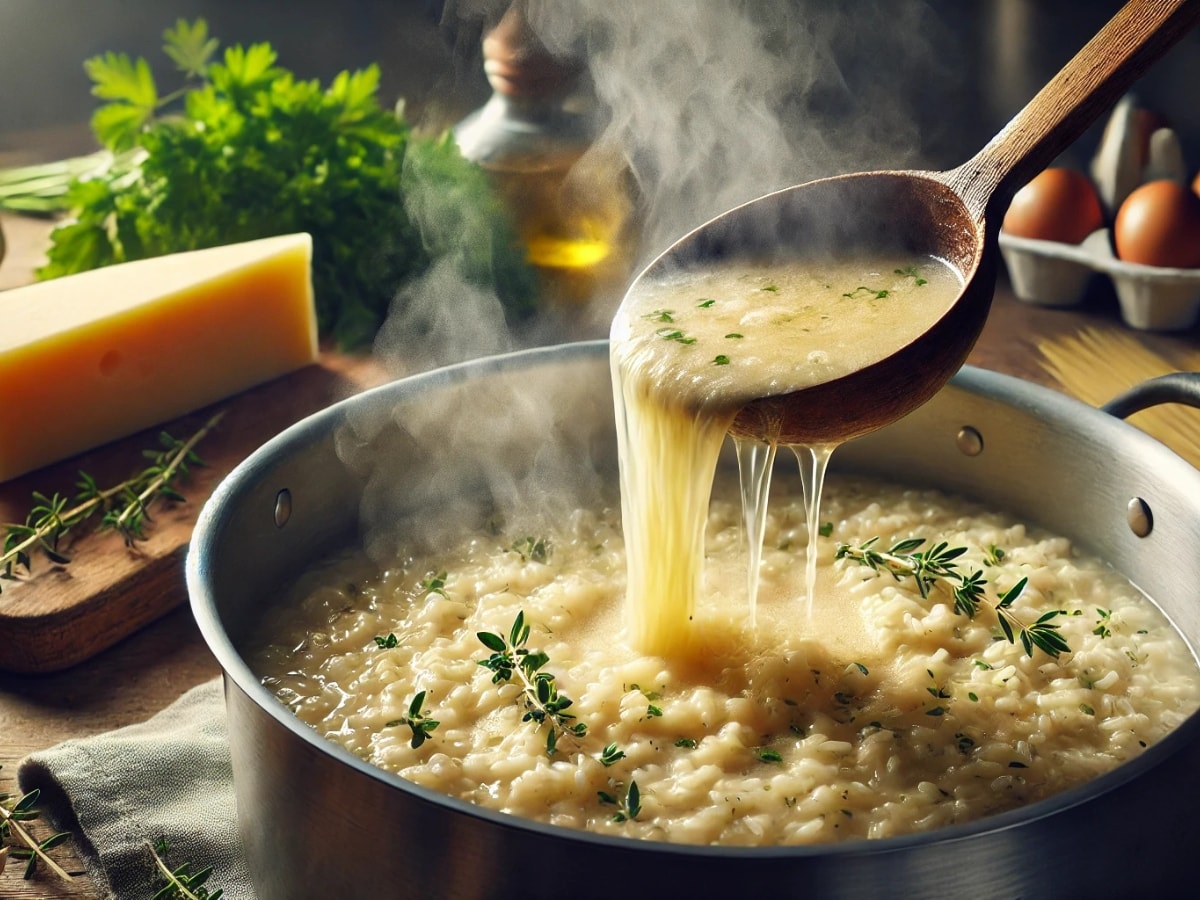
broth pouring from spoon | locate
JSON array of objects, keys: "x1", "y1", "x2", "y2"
[
  {"x1": 610, "y1": 0, "x2": 1200, "y2": 657},
  {"x1": 623, "y1": 0, "x2": 1200, "y2": 448}
]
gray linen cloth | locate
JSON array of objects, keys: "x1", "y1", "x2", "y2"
[{"x1": 17, "y1": 678, "x2": 253, "y2": 899}]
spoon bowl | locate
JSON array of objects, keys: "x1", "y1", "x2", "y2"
[{"x1": 623, "y1": 0, "x2": 1200, "y2": 446}]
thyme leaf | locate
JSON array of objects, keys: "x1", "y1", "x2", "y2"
[
  {"x1": 656, "y1": 328, "x2": 697, "y2": 345},
  {"x1": 598, "y1": 781, "x2": 642, "y2": 822},
  {"x1": 598, "y1": 743, "x2": 626, "y2": 767},
  {"x1": 419, "y1": 571, "x2": 448, "y2": 597},
  {"x1": 894, "y1": 265, "x2": 928, "y2": 285},
  {"x1": 842, "y1": 286, "x2": 889, "y2": 300},
  {"x1": 511, "y1": 536, "x2": 551, "y2": 564}
]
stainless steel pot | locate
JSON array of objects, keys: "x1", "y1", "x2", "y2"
[{"x1": 187, "y1": 341, "x2": 1200, "y2": 900}]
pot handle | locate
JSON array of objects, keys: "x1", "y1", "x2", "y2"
[{"x1": 1101, "y1": 372, "x2": 1200, "y2": 419}]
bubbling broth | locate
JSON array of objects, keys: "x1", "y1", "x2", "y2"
[{"x1": 609, "y1": 255, "x2": 962, "y2": 656}]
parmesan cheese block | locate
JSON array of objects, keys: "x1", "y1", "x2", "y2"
[{"x1": 0, "y1": 233, "x2": 318, "y2": 482}]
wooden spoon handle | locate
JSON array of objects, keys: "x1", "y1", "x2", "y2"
[{"x1": 944, "y1": 0, "x2": 1200, "y2": 223}]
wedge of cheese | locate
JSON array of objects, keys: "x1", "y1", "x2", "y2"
[{"x1": 0, "y1": 233, "x2": 318, "y2": 482}]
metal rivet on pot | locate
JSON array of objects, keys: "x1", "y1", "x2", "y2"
[
  {"x1": 1126, "y1": 497, "x2": 1153, "y2": 537},
  {"x1": 274, "y1": 488, "x2": 292, "y2": 528},
  {"x1": 956, "y1": 426, "x2": 984, "y2": 457}
]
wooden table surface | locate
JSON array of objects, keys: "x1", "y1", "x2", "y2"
[{"x1": 2, "y1": 206, "x2": 1199, "y2": 898}]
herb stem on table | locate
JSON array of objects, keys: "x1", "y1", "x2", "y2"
[
  {"x1": 1, "y1": 411, "x2": 223, "y2": 592},
  {"x1": 0, "y1": 782, "x2": 73, "y2": 882},
  {"x1": 148, "y1": 838, "x2": 223, "y2": 900}
]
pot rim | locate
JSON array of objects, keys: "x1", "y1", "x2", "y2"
[{"x1": 186, "y1": 339, "x2": 1200, "y2": 860}]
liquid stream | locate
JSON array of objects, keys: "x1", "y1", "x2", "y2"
[{"x1": 611, "y1": 254, "x2": 962, "y2": 657}]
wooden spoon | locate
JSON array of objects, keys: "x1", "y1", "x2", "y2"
[{"x1": 629, "y1": 0, "x2": 1200, "y2": 446}]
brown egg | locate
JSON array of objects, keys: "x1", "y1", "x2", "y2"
[
  {"x1": 1114, "y1": 179, "x2": 1200, "y2": 268},
  {"x1": 1002, "y1": 168, "x2": 1105, "y2": 244}
]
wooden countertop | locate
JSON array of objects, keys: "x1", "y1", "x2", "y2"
[{"x1": 1, "y1": 209, "x2": 1198, "y2": 898}]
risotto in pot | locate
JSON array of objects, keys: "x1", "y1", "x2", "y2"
[{"x1": 252, "y1": 473, "x2": 1200, "y2": 846}]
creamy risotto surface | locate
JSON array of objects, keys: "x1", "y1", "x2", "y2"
[{"x1": 253, "y1": 474, "x2": 1200, "y2": 846}]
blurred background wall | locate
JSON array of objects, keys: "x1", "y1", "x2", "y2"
[{"x1": 2, "y1": 1, "x2": 1197, "y2": 188}]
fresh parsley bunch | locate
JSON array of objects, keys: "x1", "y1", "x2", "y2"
[{"x1": 40, "y1": 19, "x2": 535, "y2": 347}]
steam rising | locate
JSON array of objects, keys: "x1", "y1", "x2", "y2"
[
  {"x1": 349, "y1": 1, "x2": 955, "y2": 555},
  {"x1": 376, "y1": 0, "x2": 950, "y2": 369}
]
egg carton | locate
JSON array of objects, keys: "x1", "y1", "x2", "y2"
[
  {"x1": 999, "y1": 228, "x2": 1200, "y2": 330},
  {"x1": 999, "y1": 95, "x2": 1200, "y2": 331}
]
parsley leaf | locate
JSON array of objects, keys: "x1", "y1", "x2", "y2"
[{"x1": 38, "y1": 19, "x2": 535, "y2": 348}]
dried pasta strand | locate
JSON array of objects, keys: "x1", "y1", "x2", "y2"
[{"x1": 1039, "y1": 327, "x2": 1200, "y2": 469}]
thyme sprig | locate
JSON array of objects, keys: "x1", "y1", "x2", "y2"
[
  {"x1": 477, "y1": 611, "x2": 587, "y2": 757},
  {"x1": 149, "y1": 837, "x2": 223, "y2": 900},
  {"x1": 1, "y1": 412, "x2": 223, "y2": 593},
  {"x1": 0, "y1": 776, "x2": 73, "y2": 883},
  {"x1": 835, "y1": 537, "x2": 1071, "y2": 658},
  {"x1": 598, "y1": 781, "x2": 642, "y2": 822},
  {"x1": 385, "y1": 691, "x2": 440, "y2": 749},
  {"x1": 511, "y1": 536, "x2": 551, "y2": 564}
]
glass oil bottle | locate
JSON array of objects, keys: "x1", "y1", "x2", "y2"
[{"x1": 454, "y1": 1, "x2": 635, "y2": 329}]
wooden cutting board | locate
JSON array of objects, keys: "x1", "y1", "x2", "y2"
[
  {"x1": 0, "y1": 213, "x2": 391, "y2": 673},
  {"x1": 0, "y1": 350, "x2": 390, "y2": 673}
]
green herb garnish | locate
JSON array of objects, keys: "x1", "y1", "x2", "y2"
[
  {"x1": 598, "y1": 781, "x2": 642, "y2": 822},
  {"x1": 385, "y1": 691, "x2": 440, "y2": 749},
  {"x1": 755, "y1": 748, "x2": 783, "y2": 763},
  {"x1": 894, "y1": 265, "x2": 928, "y2": 285},
  {"x1": 697, "y1": 299, "x2": 716, "y2": 308},
  {"x1": 656, "y1": 328, "x2": 697, "y2": 345},
  {"x1": 674, "y1": 738, "x2": 699, "y2": 749},
  {"x1": 477, "y1": 612, "x2": 587, "y2": 757},
  {"x1": 598, "y1": 743, "x2": 626, "y2": 767},
  {"x1": 373, "y1": 633, "x2": 398, "y2": 649},
  {"x1": 511, "y1": 536, "x2": 551, "y2": 564},
  {"x1": 713, "y1": 354, "x2": 731, "y2": 366},
  {"x1": 925, "y1": 670, "x2": 952, "y2": 717},
  {"x1": 842, "y1": 286, "x2": 889, "y2": 300},
  {"x1": 419, "y1": 571, "x2": 448, "y2": 597},
  {"x1": 835, "y1": 537, "x2": 1071, "y2": 658}
]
